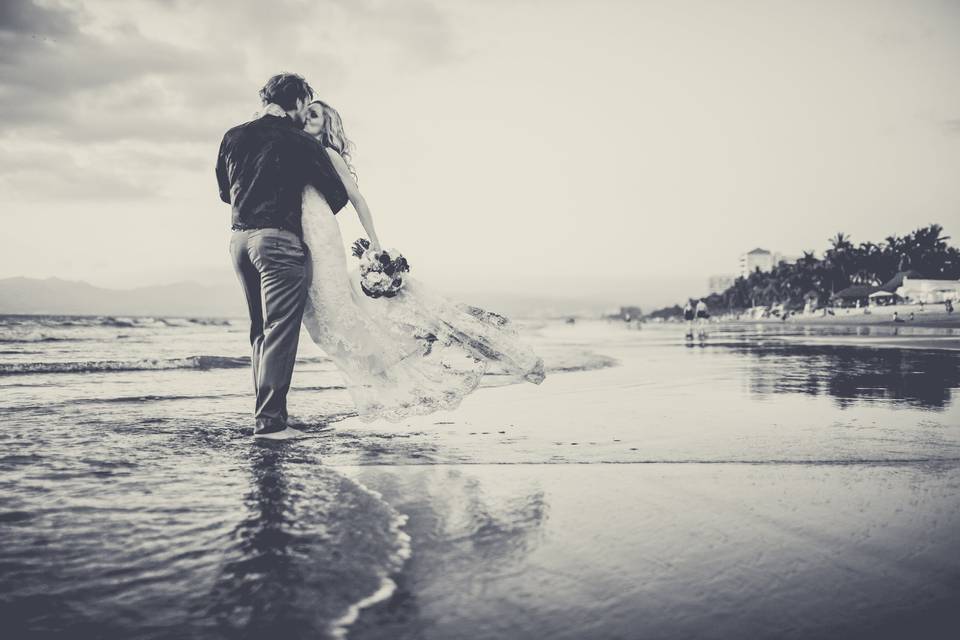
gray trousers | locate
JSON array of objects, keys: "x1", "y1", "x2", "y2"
[{"x1": 230, "y1": 228, "x2": 310, "y2": 431}]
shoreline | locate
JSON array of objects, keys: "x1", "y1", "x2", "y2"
[
  {"x1": 341, "y1": 462, "x2": 960, "y2": 640},
  {"x1": 712, "y1": 308, "x2": 959, "y2": 329},
  {"x1": 713, "y1": 318, "x2": 960, "y2": 350},
  {"x1": 734, "y1": 317, "x2": 959, "y2": 328}
]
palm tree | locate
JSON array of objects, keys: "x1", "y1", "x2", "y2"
[
  {"x1": 824, "y1": 232, "x2": 854, "y2": 295},
  {"x1": 646, "y1": 223, "x2": 959, "y2": 319},
  {"x1": 829, "y1": 232, "x2": 853, "y2": 252}
]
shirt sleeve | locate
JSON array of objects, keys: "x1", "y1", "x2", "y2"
[
  {"x1": 215, "y1": 134, "x2": 231, "y2": 204},
  {"x1": 300, "y1": 133, "x2": 349, "y2": 214}
]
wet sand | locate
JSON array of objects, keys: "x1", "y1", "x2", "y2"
[
  {"x1": 323, "y1": 321, "x2": 960, "y2": 638},
  {"x1": 702, "y1": 323, "x2": 960, "y2": 354},
  {"x1": 727, "y1": 308, "x2": 960, "y2": 329},
  {"x1": 344, "y1": 463, "x2": 960, "y2": 640}
]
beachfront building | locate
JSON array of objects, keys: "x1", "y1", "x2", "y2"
[
  {"x1": 738, "y1": 249, "x2": 798, "y2": 278},
  {"x1": 831, "y1": 285, "x2": 879, "y2": 308},
  {"x1": 881, "y1": 269, "x2": 924, "y2": 293},
  {"x1": 740, "y1": 248, "x2": 774, "y2": 278},
  {"x1": 708, "y1": 274, "x2": 736, "y2": 295},
  {"x1": 895, "y1": 277, "x2": 960, "y2": 303},
  {"x1": 868, "y1": 290, "x2": 901, "y2": 306},
  {"x1": 606, "y1": 306, "x2": 643, "y2": 321}
]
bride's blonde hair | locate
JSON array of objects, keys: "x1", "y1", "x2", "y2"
[{"x1": 309, "y1": 100, "x2": 356, "y2": 179}]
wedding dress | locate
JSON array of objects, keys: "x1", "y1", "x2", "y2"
[{"x1": 299, "y1": 184, "x2": 545, "y2": 423}]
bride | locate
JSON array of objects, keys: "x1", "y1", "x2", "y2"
[{"x1": 284, "y1": 100, "x2": 545, "y2": 424}]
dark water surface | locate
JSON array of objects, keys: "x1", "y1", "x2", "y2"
[{"x1": 2, "y1": 316, "x2": 959, "y2": 638}]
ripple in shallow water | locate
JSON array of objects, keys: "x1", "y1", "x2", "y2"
[{"x1": 0, "y1": 441, "x2": 410, "y2": 640}]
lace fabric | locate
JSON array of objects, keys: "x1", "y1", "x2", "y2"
[{"x1": 300, "y1": 185, "x2": 545, "y2": 423}]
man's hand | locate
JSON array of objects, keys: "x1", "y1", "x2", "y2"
[{"x1": 261, "y1": 103, "x2": 287, "y2": 118}]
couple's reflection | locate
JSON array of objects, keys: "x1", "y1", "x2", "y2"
[
  {"x1": 203, "y1": 443, "x2": 419, "y2": 640},
  {"x1": 204, "y1": 444, "x2": 307, "y2": 639},
  {"x1": 344, "y1": 466, "x2": 549, "y2": 639}
]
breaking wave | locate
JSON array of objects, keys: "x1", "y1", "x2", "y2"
[{"x1": 0, "y1": 355, "x2": 250, "y2": 376}]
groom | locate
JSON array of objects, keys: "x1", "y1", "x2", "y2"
[{"x1": 216, "y1": 73, "x2": 348, "y2": 439}]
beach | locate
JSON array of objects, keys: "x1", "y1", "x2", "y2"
[
  {"x1": 343, "y1": 464, "x2": 960, "y2": 640},
  {"x1": 2, "y1": 316, "x2": 959, "y2": 638},
  {"x1": 720, "y1": 302, "x2": 960, "y2": 329}
]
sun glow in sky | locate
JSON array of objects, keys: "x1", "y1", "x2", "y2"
[{"x1": 2, "y1": 0, "x2": 959, "y2": 308}]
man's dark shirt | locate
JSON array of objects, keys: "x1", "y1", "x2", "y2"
[{"x1": 216, "y1": 114, "x2": 349, "y2": 237}]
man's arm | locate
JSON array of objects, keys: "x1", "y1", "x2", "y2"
[
  {"x1": 216, "y1": 134, "x2": 231, "y2": 204},
  {"x1": 301, "y1": 134, "x2": 349, "y2": 213}
]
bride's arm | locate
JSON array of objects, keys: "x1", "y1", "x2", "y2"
[{"x1": 325, "y1": 148, "x2": 382, "y2": 252}]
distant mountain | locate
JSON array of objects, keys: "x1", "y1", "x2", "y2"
[
  {"x1": 0, "y1": 277, "x2": 608, "y2": 319},
  {"x1": 0, "y1": 274, "x2": 696, "y2": 319},
  {"x1": 0, "y1": 277, "x2": 245, "y2": 317}
]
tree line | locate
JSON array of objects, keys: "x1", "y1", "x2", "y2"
[{"x1": 647, "y1": 224, "x2": 959, "y2": 319}]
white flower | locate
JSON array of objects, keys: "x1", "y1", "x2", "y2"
[{"x1": 361, "y1": 253, "x2": 378, "y2": 270}]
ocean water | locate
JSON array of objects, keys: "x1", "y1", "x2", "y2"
[
  {"x1": 0, "y1": 314, "x2": 610, "y2": 639},
  {"x1": 2, "y1": 315, "x2": 959, "y2": 638}
]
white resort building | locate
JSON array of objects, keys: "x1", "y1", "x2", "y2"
[
  {"x1": 708, "y1": 275, "x2": 736, "y2": 295},
  {"x1": 739, "y1": 248, "x2": 774, "y2": 277},
  {"x1": 895, "y1": 277, "x2": 960, "y2": 303},
  {"x1": 738, "y1": 248, "x2": 799, "y2": 278}
]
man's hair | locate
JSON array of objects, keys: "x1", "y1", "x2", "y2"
[{"x1": 259, "y1": 73, "x2": 314, "y2": 110}]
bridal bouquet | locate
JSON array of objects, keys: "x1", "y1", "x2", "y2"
[{"x1": 351, "y1": 238, "x2": 410, "y2": 298}]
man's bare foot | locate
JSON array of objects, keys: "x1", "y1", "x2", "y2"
[{"x1": 254, "y1": 426, "x2": 308, "y2": 440}]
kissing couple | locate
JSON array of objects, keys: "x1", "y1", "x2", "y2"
[{"x1": 217, "y1": 72, "x2": 545, "y2": 439}]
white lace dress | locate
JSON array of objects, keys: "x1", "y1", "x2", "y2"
[{"x1": 299, "y1": 185, "x2": 545, "y2": 423}]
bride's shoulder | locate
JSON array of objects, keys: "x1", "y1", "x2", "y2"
[{"x1": 324, "y1": 147, "x2": 350, "y2": 175}]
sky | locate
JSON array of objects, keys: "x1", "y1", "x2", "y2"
[{"x1": 1, "y1": 0, "x2": 959, "y2": 310}]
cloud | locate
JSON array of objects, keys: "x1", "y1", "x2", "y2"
[
  {"x1": 0, "y1": 0, "x2": 78, "y2": 36},
  {"x1": 0, "y1": 0, "x2": 463, "y2": 203},
  {"x1": 0, "y1": 154, "x2": 158, "y2": 201},
  {"x1": 330, "y1": 0, "x2": 461, "y2": 67},
  {"x1": 0, "y1": 136, "x2": 210, "y2": 201},
  {"x1": 0, "y1": 0, "x2": 461, "y2": 143},
  {"x1": 0, "y1": 1, "x2": 242, "y2": 142}
]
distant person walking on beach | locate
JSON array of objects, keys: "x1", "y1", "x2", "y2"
[
  {"x1": 683, "y1": 300, "x2": 696, "y2": 338},
  {"x1": 695, "y1": 299, "x2": 710, "y2": 338}
]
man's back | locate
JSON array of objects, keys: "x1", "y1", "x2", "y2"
[{"x1": 216, "y1": 114, "x2": 347, "y2": 237}]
